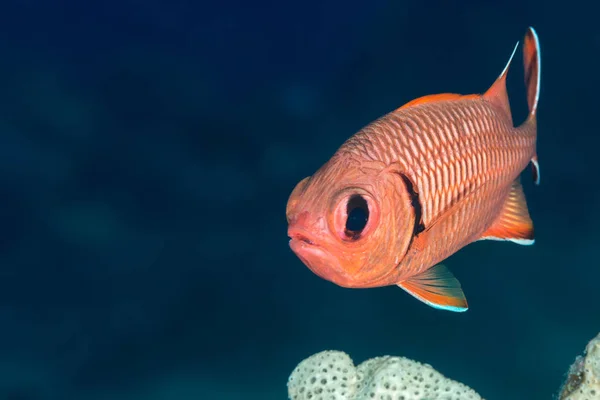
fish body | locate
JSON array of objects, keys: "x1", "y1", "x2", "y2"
[{"x1": 286, "y1": 27, "x2": 541, "y2": 311}]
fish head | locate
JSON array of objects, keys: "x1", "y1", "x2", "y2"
[{"x1": 286, "y1": 155, "x2": 416, "y2": 288}]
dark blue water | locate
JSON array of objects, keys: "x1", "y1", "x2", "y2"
[{"x1": 0, "y1": 0, "x2": 597, "y2": 399}]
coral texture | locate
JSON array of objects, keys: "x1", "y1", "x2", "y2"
[
  {"x1": 289, "y1": 333, "x2": 600, "y2": 400},
  {"x1": 288, "y1": 350, "x2": 483, "y2": 400},
  {"x1": 559, "y1": 333, "x2": 600, "y2": 400}
]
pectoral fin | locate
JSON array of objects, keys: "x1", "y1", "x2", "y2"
[{"x1": 397, "y1": 264, "x2": 468, "y2": 312}]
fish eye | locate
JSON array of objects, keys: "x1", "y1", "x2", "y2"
[
  {"x1": 330, "y1": 190, "x2": 378, "y2": 243},
  {"x1": 344, "y1": 195, "x2": 369, "y2": 240}
]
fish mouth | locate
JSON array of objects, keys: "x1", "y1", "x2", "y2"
[
  {"x1": 288, "y1": 228, "x2": 318, "y2": 247},
  {"x1": 287, "y1": 227, "x2": 332, "y2": 278},
  {"x1": 288, "y1": 227, "x2": 323, "y2": 258},
  {"x1": 287, "y1": 227, "x2": 356, "y2": 285}
]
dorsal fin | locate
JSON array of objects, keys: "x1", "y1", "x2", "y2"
[
  {"x1": 483, "y1": 41, "x2": 519, "y2": 124},
  {"x1": 396, "y1": 93, "x2": 480, "y2": 111},
  {"x1": 478, "y1": 178, "x2": 534, "y2": 245}
]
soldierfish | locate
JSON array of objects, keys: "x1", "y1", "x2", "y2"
[{"x1": 286, "y1": 27, "x2": 542, "y2": 312}]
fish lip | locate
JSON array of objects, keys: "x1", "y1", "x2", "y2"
[
  {"x1": 287, "y1": 226, "x2": 320, "y2": 247},
  {"x1": 288, "y1": 235, "x2": 356, "y2": 286},
  {"x1": 287, "y1": 226, "x2": 362, "y2": 287},
  {"x1": 288, "y1": 230, "x2": 336, "y2": 282}
]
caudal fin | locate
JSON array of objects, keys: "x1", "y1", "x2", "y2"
[
  {"x1": 523, "y1": 27, "x2": 541, "y2": 185},
  {"x1": 523, "y1": 27, "x2": 541, "y2": 121}
]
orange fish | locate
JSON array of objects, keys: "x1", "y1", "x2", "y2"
[{"x1": 286, "y1": 27, "x2": 541, "y2": 312}]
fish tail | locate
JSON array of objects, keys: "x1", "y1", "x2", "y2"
[
  {"x1": 522, "y1": 27, "x2": 541, "y2": 185},
  {"x1": 523, "y1": 27, "x2": 541, "y2": 124}
]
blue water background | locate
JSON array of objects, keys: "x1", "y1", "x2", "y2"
[{"x1": 0, "y1": 0, "x2": 597, "y2": 399}]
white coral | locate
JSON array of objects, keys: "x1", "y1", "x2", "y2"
[
  {"x1": 289, "y1": 333, "x2": 600, "y2": 400},
  {"x1": 288, "y1": 350, "x2": 483, "y2": 400},
  {"x1": 560, "y1": 333, "x2": 600, "y2": 400}
]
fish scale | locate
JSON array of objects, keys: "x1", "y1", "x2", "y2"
[{"x1": 344, "y1": 99, "x2": 533, "y2": 232}]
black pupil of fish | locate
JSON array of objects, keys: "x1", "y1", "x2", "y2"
[{"x1": 345, "y1": 195, "x2": 369, "y2": 238}]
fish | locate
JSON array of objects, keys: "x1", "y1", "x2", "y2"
[{"x1": 286, "y1": 27, "x2": 541, "y2": 312}]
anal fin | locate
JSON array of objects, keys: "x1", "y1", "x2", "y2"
[
  {"x1": 397, "y1": 264, "x2": 468, "y2": 312},
  {"x1": 479, "y1": 179, "x2": 534, "y2": 245}
]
